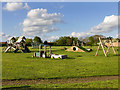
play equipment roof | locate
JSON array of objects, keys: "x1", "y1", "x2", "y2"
[
  {"x1": 7, "y1": 37, "x2": 15, "y2": 41},
  {"x1": 16, "y1": 36, "x2": 26, "y2": 43}
]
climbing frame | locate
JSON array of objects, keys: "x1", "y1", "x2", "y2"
[
  {"x1": 106, "y1": 39, "x2": 116, "y2": 55},
  {"x1": 95, "y1": 37, "x2": 107, "y2": 57},
  {"x1": 95, "y1": 37, "x2": 116, "y2": 57}
]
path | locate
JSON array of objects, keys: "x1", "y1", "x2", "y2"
[{"x1": 2, "y1": 76, "x2": 118, "y2": 86}]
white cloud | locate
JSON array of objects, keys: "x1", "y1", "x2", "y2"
[
  {"x1": 3, "y1": 2, "x2": 30, "y2": 11},
  {"x1": 89, "y1": 15, "x2": 118, "y2": 34},
  {"x1": 116, "y1": 33, "x2": 120, "y2": 38},
  {"x1": 70, "y1": 15, "x2": 118, "y2": 38},
  {"x1": 1, "y1": 0, "x2": 24, "y2": 2},
  {"x1": 0, "y1": 32, "x2": 11, "y2": 38},
  {"x1": 0, "y1": 32, "x2": 11, "y2": 41},
  {"x1": 70, "y1": 32, "x2": 90, "y2": 37},
  {"x1": 41, "y1": 35, "x2": 59, "y2": 42},
  {"x1": 22, "y1": 8, "x2": 63, "y2": 37},
  {"x1": 46, "y1": 36, "x2": 59, "y2": 41}
]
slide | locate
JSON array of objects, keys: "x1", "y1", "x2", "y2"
[
  {"x1": 13, "y1": 49, "x2": 19, "y2": 53},
  {"x1": 78, "y1": 46, "x2": 89, "y2": 52},
  {"x1": 24, "y1": 45, "x2": 30, "y2": 53},
  {"x1": 20, "y1": 49, "x2": 25, "y2": 53},
  {"x1": 11, "y1": 47, "x2": 16, "y2": 50},
  {"x1": 4, "y1": 46, "x2": 11, "y2": 53},
  {"x1": 13, "y1": 49, "x2": 25, "y2": 53}
]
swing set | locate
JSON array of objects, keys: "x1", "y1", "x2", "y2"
[{"x1": 95, "y1": 37, "x2": 116, "y2": 57}]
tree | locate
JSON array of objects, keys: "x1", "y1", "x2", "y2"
[
  {"x1": 25, "y1": 39, "x2": 33, "y2": 46},
  {"x1": 44, "y1": 40, "x2": 48, "y2": 44},
  {"x1": 107, "y1": 36, "x2": 113, "y2": 40},
  {"x1": 116, "y1": 38, "x2": 120, "y2": 42},
  {"x1": 92, "y1": 35, "x2": 106, "y2": 45},
  {"x1": 79, "y1": 37, "x2": 83, "y2": 41},
  {"x1": 71, "y1": 37, "x2": 78, "y2": 43},
  {"x1": 89, "y1": 36, "x2": 94, "y2": 45},
  {"x1": 33, "y1": 36, "x2": 42, "y2": 44},
  {"x1": 83, "y1": 37, "x2": 89, "y2": 42},
  {"x1": 66, "y1": 38, "x2": 72, "y2": 45},
  {"x1": 55, "y1": 36, "x2": 79, "y2": 46},
  {"x1": 94, "y1": 38, "x2": 99, "y2": 45},
  {"x1": 56, "y1": 37, "x2": 66, "y2": 45}
]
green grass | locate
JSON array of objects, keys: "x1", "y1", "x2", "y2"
[
  {"x1": 2, "y1": 46, "x2": 118, "y2": 79},
  {"x1": 1, "y1": 46, "x2": 118, "y2": 88}
]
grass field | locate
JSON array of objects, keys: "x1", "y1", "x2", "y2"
[{"x1": 2, "y1": 46, "x2": 118, "y2": 88}]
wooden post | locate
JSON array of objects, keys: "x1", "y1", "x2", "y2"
[
  {"x1": 73, "y1": 41, "x2": 75, "y2": 46},
  {"x1": 100, "y1": 37, "x2": 107, "y2": 57},
  {"x1": 106, "y1": 39, "x2": 116, "y2": 55},
  {"x1": 77, "y1": 41, "x2": 79, "y2": 46},
  {"x1": 112, "y1": 46, "x2": 116, "y2": 55},
  {"x1": 46, "y1": 46, "x2": 47, "y2": 56},
  {"x1": 106, "y1": 46, "x2": 110, "y2": 54},
  {"x1": 110, "y1": 39, "x2": 116, "y2": 55},
  {"x1": 95, "y1": 43, "x2": 100, "y2": 56},
  {"x1": 10, "y1": 40, "x2": 11, "y2": 52},
  {"x1": 39, "y1": 45, "x2": 41, "y2": 57},
  {"x1": 95, "y1": 37, "x2": 107, "y2": 57},
  {"x1": 34, "y1": 52, "x2": 36, "y2": 57},
  {"x1": 50, "y1": 46, "x2": 51, "y2": 55},
  {"x1": 44, "y1": 45, "x2": 46, "y2": 57}
]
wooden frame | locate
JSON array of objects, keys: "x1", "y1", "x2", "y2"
[
  {"x1": 95, "y1": 37, "x2": 116, "y2": 57},
  {"x1": 95, "y1": 37, "x2": 107, "y2": 57},
  {"x1": 39, "y1": 44, "x2": 52, "y2": 58},
  {"x1": 106, "y1": 39, "x2": 116, "y2": 55}
]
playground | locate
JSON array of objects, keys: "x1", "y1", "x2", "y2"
[
  {"x1": 3, "y1": 36, "x2": 30, "y2": 53},
  {"x1": 1, "y1": 2, "x2": 119, "y2": 89},
  {"x1": 2, "y1": 45, "x2": 118, "y2": 88}
]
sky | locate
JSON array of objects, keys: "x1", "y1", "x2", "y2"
[{"x1": 0, "y1": 2, "x2": 118, "y2": 42}]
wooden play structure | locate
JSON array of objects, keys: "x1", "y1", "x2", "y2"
[
  {"x1": 33, "y1": 44, "x2": 67, "y2": 59},
  {"x1": 3, "y1": 36, "x2": 30, "y2": 53},
  {"x1": 34, "y1": 44, "x2": 52, "y2": 58},
  {"x1": 105, "y1": 42, "x2": 120, "y2": 47},
  {"x1": 66, "y1": 41, "x2": 92, "y2": 52},
  {"x1": 95, "y1": 37, "x2": 116, "y2": 57},
  {"x1": 66, "y1": 46, "x2": 85, "y2": 52}
]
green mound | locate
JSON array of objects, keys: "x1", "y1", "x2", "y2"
[{"x1": 78, "y1": 46, "x2": 89, "y2": 52}]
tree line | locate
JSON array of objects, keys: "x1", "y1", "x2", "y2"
[{"x1": 15, "y1": 35, "x2": 120, "y2": 46}]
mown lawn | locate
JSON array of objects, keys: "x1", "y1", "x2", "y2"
[{"x1": 1, "y1": 46, "x2": 119, "y2": 88}]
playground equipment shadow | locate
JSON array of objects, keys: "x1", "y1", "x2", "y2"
[
  {"x1": 2, "y1": 86, "x2": 31, "y2": 89},
  {"x1": 114, "y1": 54, "x2": 120, "y2": 56},
  {"x1": 29, "y1": 48, "x2": 64, "y2": 53},
  {"x1": 26, "y1": 56, "x2": 76, "y2": 60},
  {"x1": 77, "y1": 55, "x2": 82, "y2": 57},
  {"x1": 2, "y1": 51, "x2": 23, "y2": 53}
]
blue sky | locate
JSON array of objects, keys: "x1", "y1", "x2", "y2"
[{"x1": 1, "y1": 2, "x2": 118, "y2": 41}]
